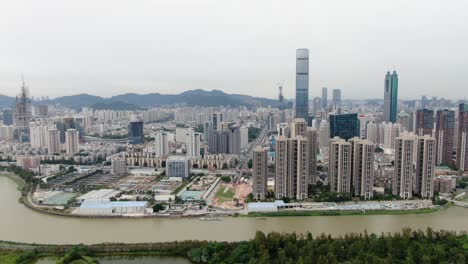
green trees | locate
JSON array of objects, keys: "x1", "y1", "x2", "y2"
[
  {"x1": 188, "y1": 228, "x2": 468, "y2": 264},
  {"x1": 152, "y1": 203, "x2": 165, "y2": 212}
]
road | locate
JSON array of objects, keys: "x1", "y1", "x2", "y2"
[{"x1": 234, "y1": 125, "x2": 268, "y2": 184}]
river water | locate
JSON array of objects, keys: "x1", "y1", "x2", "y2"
[{"x1": 1, "y1": 176, "x2": 467, "y2": 245}]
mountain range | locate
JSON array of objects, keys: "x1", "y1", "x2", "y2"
[{"x1": 0, "y1": 89, "x2": 280, "y2": 110}]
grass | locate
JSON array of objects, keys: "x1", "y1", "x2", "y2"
[
  {"x1": 215, "y1": 187, "x2": 235, "y2": 203},
  {"x1": 171, "y1": 180, "x2": 189, "y2": 195},
  {"x1": 0, "y1": 250, "x2": 20, "y2": 264},
  {"x1": 246, "y1": 207, "x2": 441, "y2": 217}
]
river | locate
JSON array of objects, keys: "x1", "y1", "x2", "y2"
[{"x1": 1, "y1": 176, "x2": 467, "y2": 245}]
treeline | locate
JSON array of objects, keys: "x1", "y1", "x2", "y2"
[{"x1": 189, "y1": 228, "x2": 468, "y2": 264}]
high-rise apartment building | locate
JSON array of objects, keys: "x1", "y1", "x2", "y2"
[
  {"x1": 186, "y1": 131, "x2": 201, "y2": 158},
  {"x1": 111, "y1": 155, "x2": 127, "y2": 176},
  {"x1": 383, "y1": 71, "x2": 398, "y2": 123},
  {"x1": 329, "y1": 113, "x2": 359, "y2": 140},
  {"x1": 321, "y1": 87, "x2": 328, "y2": 110},
  {"x1": 415, "y1": 109, "x2": 434, "y2": 136},
  {"x1": 435, "y1": 110, "x2": 455, "y2": 166},
  {"x1": 415, "y1": 135, "x2": 436, "y2": 198},
  {"x1": 329, "y1": 137, "x2": 352, "y2": 194},
  {"x1": 275, "y1": 135, "x2": 309, "y2": 200},
  {"x1": 318, "y1": 120, "x2": 330, "y2": 148},
  {"x1": 332, "y1": 89, "x2": 341, "y2": 110},
  {"x1": 29, "y1": 122, "x2": 49, "y2": 150},
  {"x1": 154, "y1": 131, "x2": 169, "y2": 158},
  {"x1": 240, "y1": 126, "x2": 248, "y2": 150},
  {"x1": 393, "y1": 134, "x2": 416, "y2": 199},
  {"x1": 366, "y1": 121, "x2": 378, "y2": 143},
  {"x1": 307, "y1": 128, "x2": 318, "y2": 184},
  {"x1": 295, "y1": 49, "x2": 309, "y2": 119},
  {"x1": 457, "y1": 103, "x2": 468, "y2": 171},
  {"x1": 65, "y1": 128, "x2": 79, "y2": 155},
  {"x1": 252, "y1": 146, "x2": 268, "y2": 200},
  {"x1": 47, "y1": 128, "x2": 60, "y2": 154},
  {"x1": 291, "y1": 118, "x2": 307, "y2": 137},
  {"x1": 349, "y1": 138, "x2": 375, "y2": 199}
]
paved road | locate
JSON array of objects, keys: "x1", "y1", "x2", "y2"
[{"x1": 234, "y1": 126, "x2": 267, "y2": 184}]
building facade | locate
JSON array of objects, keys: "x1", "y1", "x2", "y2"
[
  {"x1": 329, "y1": 113, "x2": 359, "y2": 140},
  {"x1": 295, "y1": 49, "x2": 309, "y2": 119},
  {"x1": 393, "y1": 135, "x2": 416, "y2": 199},
  {"x1": 383, "y1": 71, "x2": 398, "y2": 123},
  {"x1": 252, "y1": 146, "x2": 268, "y2": 200},
  {"x1": 435, "y1": 110, "x2": 455, "y2": 166},
  {"x1": 65, "y1": 129, "x2": 79, "y2": 155},
  {"x1": 414, "y1": 136, "x2": 436, "y2": 198},
  {"x1": 415, "y1": 109, "x2": 434, "y2": 136},
  {"x1": 457, "y1": 104, "x2": 468, "y2": 171}
]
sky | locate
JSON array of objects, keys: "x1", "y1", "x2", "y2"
[{"x1": 1, "y1": 0, "x2": 467, "y2": 100}]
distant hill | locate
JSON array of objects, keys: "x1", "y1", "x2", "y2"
[{"x1": 0, "y1": 95, "x2": 14, "y2": 108}]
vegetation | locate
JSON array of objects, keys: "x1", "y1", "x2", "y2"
[
  {"x1": 152, "y1": 203, "x2": 165, "y2": 212},
  {"x1": 220, "y1": 176, "x2": 231, "y2": 183},
  {"x1": 57, "y1": 246, "x2": 98, "y2": 264},
  {"x1": 457, "y1": 176, "x2": 468, "y2": 189},
  {"x1": 189, "y1": 229, "x2": 468, "y2": 264},
  {"x1": 93, "y1": 133, "x2": 128, "y2": 139},
  {"x1": 248, "y1": 127, "x2": 262, "y2": 142},
  {"x1": 308, "y1": 182, "x2": 351, "y2": 203},
  {"x1": 247, "y1": 159, "x2": 252, "y2": 169},
  {"x1": 215, "y1": 187, "x2": 235, "y2": 203},
  {"x1": 195, "y1": 124, "x2": 204, "y2": 133},
  {"x1": 246, "y1": 207, "x2": 440, "y2": 217}
]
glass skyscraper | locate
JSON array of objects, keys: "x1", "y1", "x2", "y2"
[
  {"x1": 384, "y1": 71, "x2": 398, "y2": 123},
  {"x1": 295, "y1": 49, "x2": 309, "y2": 119},
  {"x1": 329, "y1": 113, "x2": 359, "y2": 140}
]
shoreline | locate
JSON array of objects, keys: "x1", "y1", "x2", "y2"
[{"x1": 0, "y1": 174, "x2": 450, "y2": 219}]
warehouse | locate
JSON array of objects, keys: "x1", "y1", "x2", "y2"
[
  {"x1": 75, "y1": 189, "x2": 120, "y2": 204},
  {"x1": 73, "y1": 200, "x2": 148, "y2": 215}
]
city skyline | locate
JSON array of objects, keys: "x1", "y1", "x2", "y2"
[{"x1": 1, "y1": 0, "x2": 468, "y2": 100}]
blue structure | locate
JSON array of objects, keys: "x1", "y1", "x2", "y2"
[
  {"x1": 128, "y1": 121, "x2": 144, "y2": 144},
  {"x1": 384, "y1": 71, "x2": 398, "y2": 123},
  {"x1": 2, "y1": 109, "x2": 13, "y2": 125},
  {"x1": 329, "y1": 113, "x2": 359, "y2": 140},
  {"x1": 295, "y1": 49, "x2": 309, "y2": 119}
]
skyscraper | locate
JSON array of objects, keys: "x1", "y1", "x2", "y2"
[
  {"x1": 321, "y1": 87, "x2": 328, "y2": 110},
  {"x1": 252, "y1": 146, "x2": 268, "y2": 200},
  {"x1": 306, "y1": 128, "x2": 319, "y2": 184},
  {"x1": 435, "y1": 110, "x2": 455, "y2": 166},
  {"x1": 393, "y1": 134, "x2": 416, "y2": 199},
  {"x1": 295, "y1": 49, "x2": 309, "y2": 119},
  {"x1": 415, "y1": 135, "x2": 436, "y2": 198},
  {"x1": 186, "y1": 131, "x2": 201, "y2": 158},
  {"x1": 128, "y1": 121, "x2": 144, "y2": 144},
  {"x1": 383, "y1": 71, "x2": 398, "y2": 123},
  {"x1": 13, "y1": 79, "x2": 32, "y2": 140},
  {"x1": 457, "y1": 103, "x2": 468, "y2": 171},
  {"x1": 329, "y1": 137, "x2": 352, "y2": 194},
  {"x1": 65, "y1": 128, "x2": 79, "y2": 155},
  {"x1": 415, "y1": 109, "x2": 434, "y2": 136},
  {"x1": 329, "y1": 113, "x2": 359, "y2": 140},
  {"x1": 318, "y1": 120, "x2": 330, "y2": 148},
  {"x1": 275, "y1": 135, "x2": 309, "y2": 200},
  {"x1": 332, "y1": 89, "x2": 341, "y2": 110}
]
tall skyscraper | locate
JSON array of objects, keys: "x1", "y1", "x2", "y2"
[
  {"x1": 47, "y1": 128, "x2": 60, "y2": 154},
  {"x1": 393, "y1": 134, "x2": 416, "y2": 199},
  {"x1": 329, "y1": 137, "x2": 352, "y2": 194},
  {"x1": 349, "y1": 138, "x2": 375, "y2": 199},
  {"x1": 252, "y1": 146, "x2": 268, "y2": 200},
  {"x1": 332, "y1": 89, "x2": 341, "y2": 110},
  {"x1": 415, "y1": 135, "x2": 436, "y2": 198},
  {"x1": 295, "y1": 49, "x2": 309, "y2": 119},
  {"x1": 154, "y1": 131, "x2": 169, "y2": 158},
  {"x1": 13, "y1": 79, "x2": 32, "y2": 140},
  {"x1": 321, "y1": 87, "x2": 328, "y2": 110},
  {"x1": 383, "y1": 71, "x2": 398, "y2": 123},
  {"x1": 457, "y1": 103, "x2": 468, "y2": 171},
  {"x1": 435, "y1": 110, "x2": 455, "y2": 166},
  {"x1": 329, "y1": 113, "x2": 359, "y2": 140},
  {"x1": 306, "y1": 128, "x2": 319, "y2": 184},
  {"x1": 415, "y1": 109, "x2": 434, "y2": 136},
  {"x1": 275, "y1": 135, "x2": 309, "y2": 200},
  {"x1": 65, "y1": 128, "x2": 79, "y2": 155},
  {"x1": 128, "y1": 121, "x2": 144, "y2": 144}
]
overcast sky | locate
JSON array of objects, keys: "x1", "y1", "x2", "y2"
[{"x1": 1, "y1": 0, "x2": 467, "y2": 100}]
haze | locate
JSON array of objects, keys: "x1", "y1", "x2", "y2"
[{"x1": 1, "y1": 0, "x2": 467, "y2": 100}]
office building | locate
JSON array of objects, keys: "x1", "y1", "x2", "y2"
[
  {"x1": 393, "y1": 134, "x2": 416, "y2": 199},
  {"x1": 128, "y1": 121, "x2": 144, "y2": 144},
  {"x1": 415, "y1": 109, "x2": 434, "y2": 136},
  {"x1": 349, "y1": 138, "x2": 375, "y2": 199},
  {"x1": 329, "y1": 137, "x2": 352, "y2": 194},
  {"x1": 154, "y1": 131, "x2": 169, "y2": 158},
  {"x1": 457, "y1": 103, "x2": 468, "y2": 171},
  {"x1": 435, "y1": 110, "x2": 455, "y2": 166},
  {"x1": 383, "y1": 71, "x2": 398, "y2": 123},
  {"x1": 415, "y1": 135, "x2": 436, "y2": 198},
  {"x1": 65, "y1": 128, "x2": 79, "y2": 155},
  {"x1": 332, "y1": 89, "x2": 341, "y2": 110},
  {"x1": 252, "y1": 146, "x2": 268, "y2": 200},
  {"x1": 47, "y1": 128, "x2": 61, "y2": 154},
  {"x1": 295, "y1": 49, "x2": 309, "y2": 119},
  {"x1": 307, "y1": 128, "x2": 318, "y2": 184},
  {"x1": 275, "y1": 135, "x2": 309, "y2": 200},
  {"x1": 166, "y1": 156, "x2": 190, "y2": 179},
  {"x1": 2, "y1": 109, "x2": 13, "y2": 125},
  {"x1": 318, "y1": 120, "x2": 330, "y2": 148},
  {"x1": 329, "y1": 113, "x2": 359, "y2": 140},
  {"x1": 321, "y1": 87, "x2": 328, "y2": 110}
]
